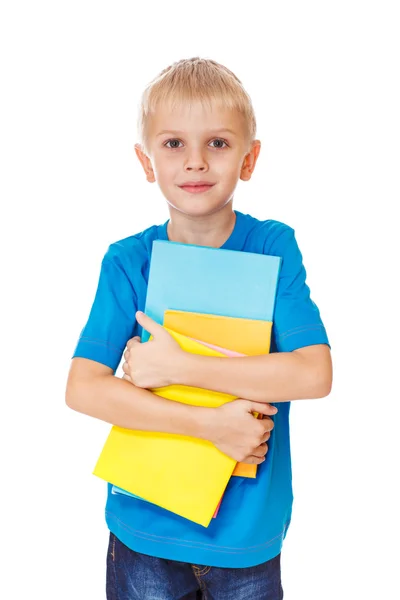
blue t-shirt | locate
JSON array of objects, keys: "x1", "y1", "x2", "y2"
[{"x1": 72, "y1": 210, "x2": 330, "y2": 568}]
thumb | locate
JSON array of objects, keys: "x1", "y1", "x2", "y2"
[
  {"x1": 248, "y1": 401, "x2": 278, "y2": 416},
  {"x1": 135, "y1": 311, "x2": 164, "y2": 338}
]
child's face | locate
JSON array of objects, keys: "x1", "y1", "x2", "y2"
[{"x1": 135, "y1": 100, "x2": 261, "y2": 218}]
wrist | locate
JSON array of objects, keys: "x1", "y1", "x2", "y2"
[
  {"x1": 169, "y1": 349, "x2": 196, "y2": 386},
  {"x1": 186, "y1": 405, "x2": 217, "y2": 442},
  {"x1": 197, "y1": 406, "x2": 220, "y2": 442}
]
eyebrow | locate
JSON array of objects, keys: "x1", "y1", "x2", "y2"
[{"x1": 156, "y1": 128, "x2": 238, "y2": 137}]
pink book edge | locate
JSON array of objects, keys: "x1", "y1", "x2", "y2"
[
  {"x1": 213, "y1": 496, "x2": 223, "y2": 518},
  {"x1": 189, "y1": 337, "x2": 245, "y2": 357}
]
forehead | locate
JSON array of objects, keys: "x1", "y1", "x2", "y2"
[{"x1": 148, "y1": 99, "x2": 246, "y2": 136}]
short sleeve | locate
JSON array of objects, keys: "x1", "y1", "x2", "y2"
[
  {"x1": 72, "y1": 255, "x2": 138, "y2": 372},
  {"x1": 272, "y1": 228, "x2": 330, "y2": 352}
]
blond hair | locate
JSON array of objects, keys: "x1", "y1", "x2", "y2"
[{"x1": 136, "y1": 57, "x2": 257, "y2": 155}]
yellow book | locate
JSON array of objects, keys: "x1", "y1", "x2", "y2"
[
  {"x1": 164, "y1": 310, "x2": 272, "y2": 355},
  {"x1": 164, "y1": 310, "x2": 273, "y2": 478},
  {"x1": 93, "y1": 328, "x2": 239, "y2": 528}
]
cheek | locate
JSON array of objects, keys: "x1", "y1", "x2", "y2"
[
  {"x1": 153, "y1": 157, "x2": 178, "y2": 182},
  {"x1": 217, "y1": 162, "x2": 242, "y2": 181}
]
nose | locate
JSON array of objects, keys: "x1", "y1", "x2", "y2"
[{"x1": 184, "y1": 147, "x2": 208, "y2": 172}]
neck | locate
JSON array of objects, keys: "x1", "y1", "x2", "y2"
[{"x1": 167, "y1": 202, "x2": 236, "y2": 248}]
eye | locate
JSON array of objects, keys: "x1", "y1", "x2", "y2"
[
  {"x1": 210, "y1": 138, "x2": 228, "y2": 149},
  {"x1": 163, "y1": 138, "x2": 229, "y2": 149},
  {"x1": 164, "y1": 139, "x2": 183, "y2": 149}
]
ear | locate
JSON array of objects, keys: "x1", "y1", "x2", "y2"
[
  {"x1": 240, "y1": 140, "x2": 261, "y2": 182},
  {"x1": 134, "y1": 143, "x2": 156, "y2": 183}
]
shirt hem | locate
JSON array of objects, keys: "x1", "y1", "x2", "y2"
[{"x1": 105, "y1": 510, "x2": 290, "y2": 568}]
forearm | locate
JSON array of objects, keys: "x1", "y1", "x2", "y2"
[
  {"x1": 67, "y1": 374, "x2": 211, "y2": 438},
  {"x1": 174, "y1": 350, "x2": 326, "y2": 403}
]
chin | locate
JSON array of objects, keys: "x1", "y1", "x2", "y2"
[
  {"x1": 173, "y1": 205, "x2": 228, "y2": 219},
  {"x1": 166, "y1": 197, "x2": 233, "y2": 218}
]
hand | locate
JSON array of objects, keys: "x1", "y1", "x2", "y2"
[
  {"x1": 206, "y1": 400, "x2": 278, "y2": 464},
  {"x1": 122, "y1": 311, "x2": 184, "y2": 389},
  {"x1": 122, "y1": 338, "x2": 138, "y2": 383}
]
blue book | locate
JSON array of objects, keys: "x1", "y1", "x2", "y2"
[{"x1": 142, "y1": 240, "x2": 281, "y2": 342}]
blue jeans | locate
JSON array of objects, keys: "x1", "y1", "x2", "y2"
[{"x1": 106, "y1": 532, "x2": 284, "y2": 600}]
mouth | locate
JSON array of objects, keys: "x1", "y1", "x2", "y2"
[{"x1": 179, "y1": 184, "x2": 215, "y2": 194}]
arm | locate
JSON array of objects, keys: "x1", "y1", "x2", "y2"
[
  {"x1": 66, "y1": 357, "x2": 208, "y2": 437},
  {"x1": 127, "y1": 312, "x2": 332, "y2": 403},
  {"x1": 66, "y1": 357, "x2": 278, "y2": 464},
  {"x1": 169, "y1": 343, "x2": 332, "y2": 403}
]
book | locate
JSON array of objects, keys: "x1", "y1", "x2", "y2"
[
  {"x1": 112, "y1": 483, "x2": 223, "y2": 519},
  {"x1": 164, "y1": 310, "x2": 273, "y2": 356},
  {"x1": 96, "y1": 241, "x2": 281, "y2": 526},
  {"x1": 142, "y1": 240, "x2": 281, "y2": 342}
]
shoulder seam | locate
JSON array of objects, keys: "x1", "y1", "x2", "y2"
[{"x1": 266, "y1": 224, "x2": 295, "y2": 254}]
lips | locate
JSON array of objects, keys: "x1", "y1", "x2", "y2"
[{"x1": 179, "y1": 183, "x2": 215, "y2": 194}]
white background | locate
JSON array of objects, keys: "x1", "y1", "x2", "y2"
[{"x1": 1, "y1": 1, "x2": 399, "y2": 598}]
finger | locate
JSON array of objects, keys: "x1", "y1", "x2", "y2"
[
  {"x1": 261, "y1": 431, "x2": 271, "y2": 443},
  {"x1": 122, "y1": 361, "x2": 130, "y2": 375},
  {"x1": 122, "y1": 373, "x2": 133, "y2": 382},
  {"x1": 248, "y1": 401, "x2": 278, "y2": 417},
  {"x1": 251, "y1": 443, "x2": 268, "y2": 458},
  {"x1": 126, "y1": 337, "x2": 141, "y2": 350},
  {"x1": 135, "y1": 311, "x2": 165, "y2": 338},
  {"x1": 240, "y1": 455, "x2": 266, "y2": 465},
  {"x1": 259, "y1": 416, "x2": 274, "y2": 433},
  {"x1": 124, "y1": 348, "x2": 130, "y2": 361}
]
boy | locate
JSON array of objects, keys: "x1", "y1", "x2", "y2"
[{"x1": 66, "y1": 57, "x2": 332, "y2": 599}]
